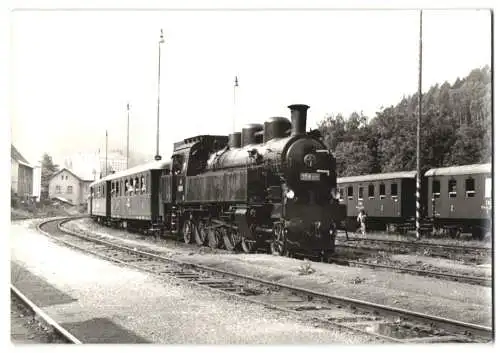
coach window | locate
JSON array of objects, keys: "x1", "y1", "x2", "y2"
[
  {"x1": 391, "y1": 183, "x2": 398, "y2": 198},
  {"x1": 379, "y1": 183, "x2": 386, "y2": 199},
  {"x1": 448, "y1": 179, "x2": 457, "y2": 198},
  {"x1": 465, "y1": 177, "x2": 475, "y2": 198},
  {"x1": 129, "y1": 178, "x2": 134, "y2": 195},
  {"x1": 134, "y1": 177, "x2": 139, "y2": 193},
  {"x1": 124, "y1": 180, "x2": 129, "y2": 195},
  {"x1": 358, "y1": 186, "x2": 364, "y2": 200},
  {"x1": 338, "y1": 187, "x2": 344, "y2": 201},
  {"x1": 368, "y1": 184, "x2": 375, "y2": 199},
  {"x1": 141, "y1": 176, "x2": 146, "y2": 194},
  {"x1": 347, "y1": 186, "x2": 353, "y2": 200},
  {"x1": 432, "y1": 180, "x2": 441, "y2": 198},
  {"x1": 147, "y1": 174, "x2": 151, "y2": 194}
]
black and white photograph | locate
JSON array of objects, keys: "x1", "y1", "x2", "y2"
[{"x1": 7, "y1": 1, "x2": 494, "y2": 346}]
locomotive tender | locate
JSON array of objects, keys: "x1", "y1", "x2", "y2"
[
  {"x1": 89, "y1": 104, "x2": 344, "y2": 259},
  {"x1": 337, "y1": 163, "x2": 492, "y2": 239}
]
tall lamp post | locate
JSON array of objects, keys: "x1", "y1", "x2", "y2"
[{"x1": 155, "y1": 29, "x2": 165, "y2": 161}]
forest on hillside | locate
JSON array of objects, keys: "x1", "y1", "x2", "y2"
[{"x1": 318, "y1": 66, "x2": 492, "y2": 177}]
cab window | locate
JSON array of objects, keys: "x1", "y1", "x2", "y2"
[{"x1": 347, "y1": 186, "x2": 353, "y2": 200}]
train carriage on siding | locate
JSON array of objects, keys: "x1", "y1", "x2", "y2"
[
  {"x1": 425, "y1": 163, "x2": 491, "y2": 239},
  {"x1": 337, "y1": 171, "x2": 419, "y2": 232}
]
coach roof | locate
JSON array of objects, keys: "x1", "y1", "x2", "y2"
[
  {"x1": 424, "y1": 163, "x2": 491, "y2": 177},
  {"x1": 90, "y1": 160, "x2": 171, "y2": 187},
  {"x1": 337, "y1": 171, "x2": 417, "y2": 184}
]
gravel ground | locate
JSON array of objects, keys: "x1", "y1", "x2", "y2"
[
  {"x1": 339, "y1": 231, "x2": 491, "y2": 248},
  {"x1": 10, "y1": 222, "x2": 376, "y2": 344},
  {"x1": 65, "y1": 218, "x2": 492, "y2": 327},
  {"x1": 11, "y1": 294, "x2": 67, "y2": 344}
]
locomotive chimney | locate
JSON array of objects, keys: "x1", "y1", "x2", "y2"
[
  {"x1": 288, "y1": 104, "x2": 310, "y2": 136},
  {"x1": 228, "y1": 132, "x2": 242, "y2": 148}
]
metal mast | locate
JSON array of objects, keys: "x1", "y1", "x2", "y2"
[
  {"x1": 416, "y1": 10, "x2": 423, "y2": 240},
  {"x1": 233, "y1": 76, "x2": 239, "y2": 132},
  {"x1": 126, "y1": 102, "x2": 130, "y2": 169},
  {"x1": 105, "y1": 130, "x2": 108, "y2": 177},
  {"x1": 155, "y1": 29, "x2": 165, "y2": 161}
]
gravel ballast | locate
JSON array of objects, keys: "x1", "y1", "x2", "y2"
[
  {"x1": 64, "y1": 218, "x2": 492, "y2": 327},
  {"x1": 11, "y1": 222, "x2": 376, "y2": 344}
]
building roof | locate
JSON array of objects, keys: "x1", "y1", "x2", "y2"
[
  {"x1": 11, "y1": 145, "x2": 34, "y2": 168},
  {"x1": 424, "y1": 163, "x2": 491, "y2": 177},
  {"x1": 90, "y1": 160, "x2": 171, "y2": 186},
  {"x1": 51, "y1": 196, "x2": 74, "y2": 205},
  {"x1": 50, "y1": 168, "x2": 94, "y2": 183},
  {"x1": 338, "y1": 171, "x2": 417, "y2": 184}
]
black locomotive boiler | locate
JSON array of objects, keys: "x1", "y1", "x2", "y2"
[{"x1": 90, "y1": 104, "x2": 344, "y2": 260}]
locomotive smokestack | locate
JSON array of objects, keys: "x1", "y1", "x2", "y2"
[
  {"x1": 228, "y1": 132, "x2": 242, "y2": 148},
  {"x1": 288, "y1": 104, "x2": 310, "y2": 136}
]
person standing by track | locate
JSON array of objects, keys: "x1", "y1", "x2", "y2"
[{"x1": 357, "y1": 208, "x2": 367, "y2": 237}]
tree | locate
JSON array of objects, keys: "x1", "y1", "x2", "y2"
[{"x1": 40, "y1": 153, "x2": 59, "y2": 200}]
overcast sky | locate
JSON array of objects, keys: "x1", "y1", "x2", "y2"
[{"x1": 9, "y1": 8, "x2": 491, "y2": 165}]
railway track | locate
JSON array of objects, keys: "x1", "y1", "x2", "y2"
[
  {"x1": 336, "y1": 237, "x2": 491, "y2": 261},
  {"x1": 37, "y1": 217, "x2": 492, "y2": 343},
  {"x1": 11, "y1": 284, "x2": 82, "y2": 344},
  {"x1": 332, "y1": 258, "x2": 491, "y2": 287}
]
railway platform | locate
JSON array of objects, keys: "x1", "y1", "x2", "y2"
[{"x1": 10, "y1": 222, "x2": 370, "y2": 344}]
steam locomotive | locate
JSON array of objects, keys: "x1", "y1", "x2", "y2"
[{"x1": 89, "y1": 104, "x2": 345, "y2": 260}]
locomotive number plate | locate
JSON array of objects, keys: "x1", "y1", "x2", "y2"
[{"x1": 300, "y1": 172, "x2": 320, "y2": 181}]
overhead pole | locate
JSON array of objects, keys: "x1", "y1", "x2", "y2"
[
  {"x1": 155, "y1": 29, "x2": 165, "y2": 161},
  {"x1": 416, "y1": 10, "x2": 423, "y2": 240},
  {"x1": 233, "y1": 76, "x2": 239, "y2": 132},
  {"x1": 105, "y1": 130, "x2": 108, "y2": 177},
  {"x1": 126, "y1": 102, "x2": 130, "y2": 169}
]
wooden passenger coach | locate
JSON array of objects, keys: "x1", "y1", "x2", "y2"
[
  {"x1": 89, "y1": 180, "x2": 110, "y2": 219},
  {"x1": 425, "y1": 163, "x2": 491, "y2": 238},
  {"x1": 337, "y1": 171, "x2": 417, "y2": 231},
  {"x1": 90, "y1": 161, "x2": 171, "y2": 229}
]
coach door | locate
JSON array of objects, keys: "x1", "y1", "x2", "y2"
[
  {"x1": 389, "y1": 181, "x2": 400, "y2": 217},
  {"x1": 430, "y1": 178, "x2": 442, "y2": 218}
]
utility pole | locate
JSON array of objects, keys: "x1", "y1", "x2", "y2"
[
  {"x1": 155, "y1": 29, "x2": 165, "y2": 161},
  {"x1": 416, "y1": 10, "x2": 423, "y2": 240},
  {"x1": 105, "y1": 130, "x2": 108, "y2": 177},
  {"x1": 233, "y1": 76, "x2": 239, "y2": 132},
  {"x1": 126, "y1": 102, "x2": 130, "y2": 169}
]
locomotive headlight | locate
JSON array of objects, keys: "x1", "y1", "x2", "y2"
[{"x1": 286, "y1": 189, "x2": 295, "y2": 199}]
